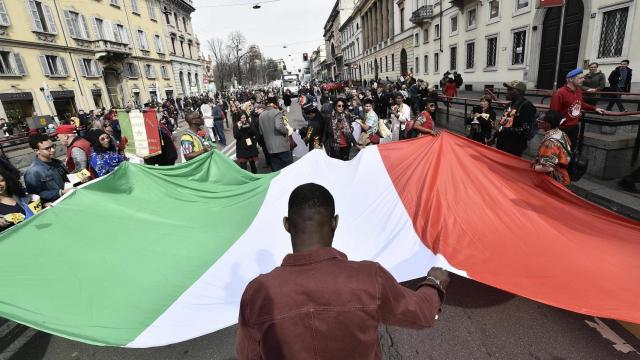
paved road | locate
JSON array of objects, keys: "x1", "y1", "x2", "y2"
[
  {"x1": 4, "y1": 100, "x2": 640, "y2": 359},
  {"x1": 6, "y1": 274, "x2": 640, "y2": 360}
]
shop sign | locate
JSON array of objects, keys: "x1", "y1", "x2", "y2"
[
  {"x1": 49, "y1": 90, "x2": 75, "y2": 99},
  {"x1": 0, "y1": 92, "x2": 33, "y2": 101}
]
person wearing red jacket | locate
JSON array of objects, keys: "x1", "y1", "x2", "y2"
[{"x1": 550, "y1": 68, "x2": 606, "y2": 149}]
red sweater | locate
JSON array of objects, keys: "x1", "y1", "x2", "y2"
[{"x1": 550, "y1": 85, "x2": 596, "y2": 128}]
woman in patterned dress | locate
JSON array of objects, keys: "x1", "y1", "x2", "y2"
[{"x1": 533, "y1": 111, "x2": 572, "y2": 186}]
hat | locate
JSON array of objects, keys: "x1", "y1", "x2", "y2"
[
  {"x1": 55, "y1": 124, "x2": 76, "y2": 135},
  {"x1": 566, "y1": 67, "x2": 583, "y2": 79},
  {"x1": 503, "y1": 80, "x2": 527, "y2": 94},
  {"x1": 302, "y1": 103, "x2": 316, "y2": 113}
]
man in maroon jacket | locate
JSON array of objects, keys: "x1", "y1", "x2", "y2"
[
  {"x1": 236, "y1": 183, "x2": 449, "y2": 359},
  {"x1": 56, "y1": 124, "x2": 92, "y2": 175},
  {"x1": 550, "y1": 68, "x2": 606, "y2": 149}
]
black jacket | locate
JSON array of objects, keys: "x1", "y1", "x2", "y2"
[
  {"x1": 608, "y1": 66, "x2": 633, "y2": 92},
  {"x1": 233, "y1": 120, "x2": 259, "y2": 159}
]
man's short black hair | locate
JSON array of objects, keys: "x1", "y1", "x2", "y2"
[
  {"x1": 288, "y1": 183, "x2": 335, "y2": 221},
  {"x1": 29, "y1": 134, "x2": 50, "y2": 150},
  {"x1": 541, "y1": 110, "x2": 563, "y2": 129}
]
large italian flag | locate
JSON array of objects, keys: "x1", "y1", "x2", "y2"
[{"x1": 0, "y1": 132, "x2": 638, "y2": 347}]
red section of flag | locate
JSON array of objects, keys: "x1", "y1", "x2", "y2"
[
  {"x1": 378, "y1": 132, "x2": 640, "y2": 323},
  {"x1": 540, "y1": 0, "x2": 565, "y2": 7},
  {"x1": 143, "y1": 109, "x2": 162, "y2": 158}
]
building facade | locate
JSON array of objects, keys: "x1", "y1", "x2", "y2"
[
  {"x1": 0, "y1": 0, "x2": 175, "y2": 127},
  {"x1": 408, "y1": 0, "x2": 639, "y2": 90},
  {"x1": 159, "y1": 0, "x2": 204, "y2": 97},
  {"x1": 340, "y1": 12, "x2": 363, "y2": 80},
  {"x1": 335, "y1": 0, "x2": 639, "y2": 90},
  {"x1": 310, "y1": 44, "x2": 327, "y2": 81},
  {"x1": 323, "y1": 0, "x2": 358, "y2": 81}
]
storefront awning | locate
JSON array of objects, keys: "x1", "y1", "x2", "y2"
[
  {"x1": 0, "y1": 92, "x2": 33, "y2": 101},
  {"x1": 50, "y1": 90, "x2": 75, "y2": 99}
]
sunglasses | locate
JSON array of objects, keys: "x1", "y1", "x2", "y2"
[{"x1": 336, "y1": 104, "x2": 344, "y2": 108}]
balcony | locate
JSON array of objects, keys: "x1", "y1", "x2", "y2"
[{"x1": 410, "y1": 5, "x2": 434, "y2": 25}]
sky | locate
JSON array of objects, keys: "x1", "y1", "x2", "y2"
[{"x1": 192, "y1": 0, "x2": 334, "y2": 74}]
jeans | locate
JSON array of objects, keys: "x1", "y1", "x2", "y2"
[
  {"x1": 270, "y1": 151, "x2": 293, "y2": 171},
  {"x1": 214, "y1": 120, "x2": 226, "y2": 146}
]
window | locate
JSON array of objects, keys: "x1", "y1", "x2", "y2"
[
  {"x1": 488, "y1": 0, "x2": 500, "y2": 21},
  {"x1": 434, "y1": 23, "x2": 440, "y2": 39},
  {"x1": 385, "y1": 55, "x2": 388, "y2": 72},
  {"x1": 180, "y1": 40, "x2": 184, "y2": 56},
  {"x1": 423, "y1": 28, "x2": 429, "y2": 43},
  {"x1": 144, "y1": 64, "x2": 156, "y2": 78},
  {"x1": 160, "y1": 65, "x2": 169, "y2": 79},
  {"x1": 164, "y1": 7, "x2": 170, "y2": 24},
  {"x1": 182, "y1": 17, "x2": 188, "y2": 33},
  {"x1": 466, "y1": 41, "x2": 475, "y2": 69},
  {"x1": 414, "y1": 33, "x2": 419, "y2": 47},
  {"x1": 0, "y1": 51, "x2": 27, "y2": 76},
  {"x1": 450, "y1": 46, "x2": 457, "y2": 70},
  {"x1": 174, "y1": 13, "x2": 179, "y2": 30},
  {"x1": 467, "y1": 8, "x2": 477, "y2": 30},
  {"x1": 597, "y1": 7, "x2": 629, "y2": 59},
  {"x1": 512, "y1": 29, "x2": 526, "y2": 65},
  {"x1": 400, "y1": 7, "x2": 405, "y2": 32},
  {"x1": 392, "y1": 53, "x2": 395, "y2": 71},
  {"x1": 450, "y1": 15, "x2": 458, "y2": 35},
  {"x1": 188, "y1": 43, "x2": 192, "y2": 58},
  {"x1": 123, "y1": 62, "x2": 139, "y2": 78},
  {"x1": 92, "y1": 18, "x2": 106, "y2": 40},
  {"x1": 27, "y1": 0, "x2": 57, "y2": 34},
  {"x1": 78, "y1": 58, "x2": 100, "y2": 77},
  {"x1": 423, "y1": 55, "x2": 428, "y2": 74},
  {"x1": 130, "y1": 0, "x2": 139, "y2": 13},
  {"x1": 154, "y1": 34, "x2": 164, "y2": 53},
  {"x1": 64, "y1": 11, "x2": 90, "y2": 40},
  {"x1": 39, "y1": 55, "x2": 68, "y2": 77},
  {"x1": 434, "y1": 52, "x2": 439, "y2": 73},
  {"x1": 137, "y1": 29, "x2": 149, "y2": 50},
  {"x1": 415, "y1": 57, "x2": 419, "y2": 74},
  {"x1": 514, "y1": 0, "x2": 529, "y2": 14},
  {"x1": 0, "y1": 0, "x2": 10, "y2": 27},
  {"x1": 170, "y1": 36, "x2": 176, "y2": 54},
  {"x1": 486, "y1": 36, "x2": 497, "y2": 68},
  {"x1": 110, "y1": 0, "x2": 119, "y2": 7},
  {"x1": 113, "y1": 24, "x2": 130, "y2": 44}
]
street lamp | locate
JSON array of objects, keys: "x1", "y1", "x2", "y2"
[{"x1": 252, "y1": 4, "x2": 261, "y2": 9}]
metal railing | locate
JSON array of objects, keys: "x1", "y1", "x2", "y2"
[
  {"x1": 436, "y1": 94, "x2": 640, "y2": 165},
  {"x1": 486, "y1": 87, "x2": 640, "y2": 111}
]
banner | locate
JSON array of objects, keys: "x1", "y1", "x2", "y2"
[
  {"x1": 118, "y1": 109, "x2": 162, "y2": 158},
  {"x1": 539, "y1": 0, "x2": 564, "y2": 7}
]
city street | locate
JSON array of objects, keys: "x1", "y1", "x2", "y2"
[
  {"x1": 5, "y1": 274, "x2": 639, "y2": 360},
  {"x1": 3, "y1": 100, "x2": 639, "y2": 359}
]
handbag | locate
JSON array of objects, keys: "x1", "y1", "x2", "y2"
[{"x1": 288, "y1": 135, "x2": 297, "y2": 150}]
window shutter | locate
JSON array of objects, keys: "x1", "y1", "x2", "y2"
[
  {"x1": 122, "y1": 26, "x2": 130, "y2": 45},
  {"x1": 80, "y1": 15, "x2": 90, "y2": 39},
  {"x1": 58, "y1": 57, "x2": 68, "y2": 76},
  {"x1": 42, "y1": 5, "x2": 57, "y2": 33},
  {"x1": 78, "y1": 59, "x2": 87, "y2": 76},
  {"x1": 64, "y1": 11, "x2": 77, "y2": 38},
  {"x1": 11, "y1": 53, "x2": 27, "y2": 75},
  {"x1": 93, "y1": 60, "x2": 102, "y2": 76},
  {"x1": 92, "y1": 17, "x2": 101, "y2": 40},
  {"x1": 39, "y1": 55, "x2": 50, "y2": 76},
  {"x1": 123, "y1": 63, "x2": 130, "y2": 77},
  {"x1": 111, "y1": 22, "x2": 121, "y2": 42},
  {"x1": 0, "y1": 0, "x2": 10, "y2": 26},
  {"x1": 26, "y1": 0, "x2": 44, "y2": 31}
]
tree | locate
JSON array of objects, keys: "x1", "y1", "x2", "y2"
[
  {"x1": 207, "y1": 37, "x2": 233, "y2": 90},
  {"x1": 227, "y1": 31, "x2": 247, "y2": 84}
]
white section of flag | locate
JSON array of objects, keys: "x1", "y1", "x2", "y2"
[{"x1": 128, "y1": 147, "x2": 466, "y2": 348}]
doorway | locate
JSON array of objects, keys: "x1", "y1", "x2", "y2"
[
  {"x1": 400, "y1": 49, "x2": 408, "y2": 76},
  {"x1": 536, "y1": 0, "x2": 584, "y2": 89},
  {"x1": 104, "y1": 69, "x2": 122, "y2": 107}
]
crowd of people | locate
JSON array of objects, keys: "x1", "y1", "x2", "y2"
[{"x1": 0, "y1": 62, "x2": 638, "y2": 233}]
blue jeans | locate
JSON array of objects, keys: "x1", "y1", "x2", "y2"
[
  {"x1": 270, "y1": 151, "x2": 293, "y2": 171},
  {"x1": 214, "y1": 120, "x2": 226, "y2": 146}
]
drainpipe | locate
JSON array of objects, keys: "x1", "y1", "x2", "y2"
[{"x1": 439, "y1": 0, "x2": 443, "y2": 53}]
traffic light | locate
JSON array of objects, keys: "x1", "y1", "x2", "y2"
[{"x1": 303, "y1": 53, "x2": 308, "y2": 61}]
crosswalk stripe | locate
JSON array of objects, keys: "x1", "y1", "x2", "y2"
[
  {"x1": 0, "y1": 328, "x2": 37, "y2": 360},
  {"x1": 0, "y1": 322, "x2": 17, "y2": 339}
]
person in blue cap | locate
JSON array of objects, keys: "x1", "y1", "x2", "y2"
[{"x1": 550, "y1": 67, "x2": 606, "y2": 149}]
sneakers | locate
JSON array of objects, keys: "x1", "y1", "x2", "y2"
[{"x1": 617, "y1": 179, "x2": 639, "y2": 193}]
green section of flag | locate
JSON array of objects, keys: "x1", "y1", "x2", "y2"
[
  {"x1": 117, "y1": 109, "x2": 137, "y2": 156},
  {"x1": 0, "y1": 152, "x2": 276, "y2": 346}
]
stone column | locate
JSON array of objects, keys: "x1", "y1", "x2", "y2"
[
  {"x1": 378, "y1": 0, "x2": 383, "y2": 44},
  {"x1": 382, "y1": 0, "x2": 388, "y2": 40},
  {"x1": 389, "y1": 0, "x2": 394, "y2": 37},
  {"x1": 370, "y1": 8, "x2": 375, "y2": 46}
]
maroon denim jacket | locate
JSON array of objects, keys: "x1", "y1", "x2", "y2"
[{"x1": 236, "y1": 247, "x2": 442, "y2": 359}]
